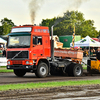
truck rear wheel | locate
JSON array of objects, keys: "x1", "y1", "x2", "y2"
[
  {"x1": 73, "y1": 64, "x2": 83, "y2": 77},
  {"x1": 14, "y1": 69, "x2": 26, "y2": 77},
  {"x1": 35, "y1": 62, "x2": 48, "y2": 78},
  {"x1": 68, "y1": 63, "x2": 83, "y2": 77},
  {"x1": 50, "y1": 67, "x2": 63, "y2": 76}
]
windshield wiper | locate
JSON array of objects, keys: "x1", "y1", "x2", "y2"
[{"x1": 12, "y1": 51, "x2": 22, "y2": 59}]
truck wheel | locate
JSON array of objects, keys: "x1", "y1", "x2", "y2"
[
  {"x1": 73, "y1": 64, "x2": 83, "y2": 77},
  {"x1": 14, "y1": 69, "x2": 26, "y2": 77},
  {"x1": 68, "y1": 63, "x2": 83, "y2": 77},
  {"x1": 35, "y1": 62, "x2": 48, "y2": 78},
  {"x1": 67, "y1": 63, "x2": 75, "y2": 76}
]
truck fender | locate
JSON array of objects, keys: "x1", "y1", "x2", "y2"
[{"x1": 35, "y1": 58, "x2": 50, "y2": 71}]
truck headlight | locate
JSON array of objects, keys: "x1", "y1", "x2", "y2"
[
  {"x1": 7, "y1": 61, "x2": 10, "y2": 65},
  {"x1": 26, "y1": 61, "x2": 29, "y2": 64}
]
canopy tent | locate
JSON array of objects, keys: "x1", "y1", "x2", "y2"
[
  {"x1": 0, "y1": 37, "x2": 7, "y2": 44},
  {"x1": 0, "y1": 37, "x2": 7, "y2": 48},
  {"x1": 70, "y1": 36, "x2": 100, "y2": 47}
]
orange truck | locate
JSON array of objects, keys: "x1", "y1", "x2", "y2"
[{"x1": 7, "y1": 25, "x2": 83, "y2": 78}]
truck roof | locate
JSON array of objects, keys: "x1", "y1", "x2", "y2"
[
  {"x1": 12, "y1": 25, "x2": 49, "y2": 29},
  {"x1": 10, "y1": 25, "x2": 50, "y2": 36}
]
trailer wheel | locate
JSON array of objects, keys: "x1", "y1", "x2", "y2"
[
  {"x1": 14, "y1": 69, "x2": 26, "y2": 77},
  {"x1": 35, "y1": 62, "x2": 48, "y2": 78}
]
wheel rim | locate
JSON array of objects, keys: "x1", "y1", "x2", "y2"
[
  {"x1": 75, "y1": 66, "x2": 81, "y2": 75},
  {"x1": 40, "y1": 66, "x2": 46, "y2": 76}
]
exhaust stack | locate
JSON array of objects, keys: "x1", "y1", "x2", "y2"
[{"x1": 51, "y1": 25, "x2": 54, "y2": 61}]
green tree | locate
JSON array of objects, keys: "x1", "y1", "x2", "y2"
[
  {"x1": 0, "y1": 18, "x2": 15, "y2": 35},
  {"x1": 97, "y1": 30, "x2": 100, "y2": 38},
  {"x1": 75, "y1": 20, "x2": 98, "y2": 37},
  {"x1": 0, "y1": 26, "x2": 3, "y2": 35},
  {"x1": 3, "y1": 22, "x2": 12, "y2": 35},
  {"x1": 41, "y1": 17, "x2": 56, "y2": 35},
  {"x1": 41, "y1": 11, "x2": 99, "y2": 38}
]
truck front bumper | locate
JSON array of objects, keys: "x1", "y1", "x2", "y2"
[{"x1": 7, "y1": 65, "x2": 33, "y2": 70}]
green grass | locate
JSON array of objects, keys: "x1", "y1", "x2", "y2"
[
  {"x1": 83, "y1": 66, "x2": 87, "y2": 70},
  {"x1": 82, "y1": 64, "x2": 87, "y2": 70},
  {"x1": 0, "y1": 69, "x2": 13, "y2": 73},
  {"x1": 0, "y1": 79, "x2": 100, "y2": 91},
  {"x1": 0, "y1": 66, "x2": 6, "y2": 68},
  {"x1": 0, "y1": 66, "x2": 13, "y2": 73}
]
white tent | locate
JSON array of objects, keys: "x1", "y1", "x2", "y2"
[
  {"x1": 70, "y1": 36, "x2": 100, "y2": 47},
  {"x1": 0, "y1": 37, "x2": 7, "y2": 44},
  {"x1": 0, "y1": 37, "x2": 7, "y2": 48}
]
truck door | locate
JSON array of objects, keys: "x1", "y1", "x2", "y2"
[{"x1": 32, "y1": 36, "x2": 43, "y2": 58}]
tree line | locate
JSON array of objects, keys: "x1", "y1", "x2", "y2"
[
  {"x1": 0, "y1": 11, "x2": 100, "y2": 38},
  {"x1": 41, "y1": 11, "x2": 100, "y2": 38},
  {"x1": 0, "y1": 18, "x2": 15, "y2": 35}
]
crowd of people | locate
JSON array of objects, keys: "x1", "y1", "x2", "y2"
[
  {"x1": 83, "y1": 47, "x2": 99, "y2": 57},
  {"x1": 0, "y1": 44, "x2": 6, "y2": 57}
]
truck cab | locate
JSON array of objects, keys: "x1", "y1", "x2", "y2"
[
  {"x1": 7, "y1": 25, "x2": 51, "y2": 78},
  {"x1": 7, "y1": 25, "x2": 83, "y2": 78}
]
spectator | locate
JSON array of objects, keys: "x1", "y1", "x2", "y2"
[
  {"x1": 2, "y1": 48, "x2": 6, "y2": 57},
  {"x1": 90, "y1": 49, "x2": 93, "y2": 57},
  {"x1": 0, "y1": 48, "x2": 2, "y2": 57}
]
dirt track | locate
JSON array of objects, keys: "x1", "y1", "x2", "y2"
[
  {"x1": 0, "y1": 71, "x2": 100, "y2": 84},
  {"x1": 1, "y1": 71, "x2": 100, "y2": 99},
  {"x1": 0, "y1": 85, "x2": 100, "y2": 100}
]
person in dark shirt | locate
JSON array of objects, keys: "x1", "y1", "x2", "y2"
[{"x1": 2, "y1": 48, "x2": 6, "y2": 57}]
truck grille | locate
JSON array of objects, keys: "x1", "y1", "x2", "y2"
[
  {"x1": 12, "y1": 60, "x2": 23, "y2": 65},
  {"x1": 7, "y1": 51, "x2": 29, "y2": 59}
]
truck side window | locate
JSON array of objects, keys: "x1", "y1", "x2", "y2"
[
  {"x1": 33, "y1": 36, "x2": 42, "y2": 45},
  {"x1": 37, "y1": 37, "x2": 42, "y2": 45}
]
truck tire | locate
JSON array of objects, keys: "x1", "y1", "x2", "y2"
[
  {"x1": 35, "y1": 62, "x2": 48, "y2": 78},
  {"x1": 67, "y1": 63, "x2": 75, "y2": 76},
  {"x1": 73, "y1": 64, "x2": 83, "y2": 77},
  {"x1": 50, "y1": 67, "x2": 63, "y2": 76},
  {"x1": 68, "y1": 63, "x2": 83, "y2": 77},
  {"x1": 14, "y1": 69, "x2": 26, "y2": 77}
]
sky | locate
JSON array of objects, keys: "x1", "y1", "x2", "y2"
[{"x1": 0, "y1": 0, "x2": 100, "y2": 31}]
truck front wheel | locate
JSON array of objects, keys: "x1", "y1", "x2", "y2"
[
  {"x1": 35, "y1": 62, "x2": 48, "y2": 78},
  {"x1": 14, "y1": 69, "x2": 26, "y2": 77}
]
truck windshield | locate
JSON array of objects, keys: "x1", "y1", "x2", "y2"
[{"x1": 8, "y1": 35, "x2": 31, "y2": 48}]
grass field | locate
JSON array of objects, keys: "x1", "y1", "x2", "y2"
[
  {"x1": 0, "y1": 66, "x2": 13, "y2": 73},
  {"x1": 0, "y1": 69, "x2": 13, "y2": 73},
  {"x1": 0, "y1": 79, "x2": 100, "y2": 91}
]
